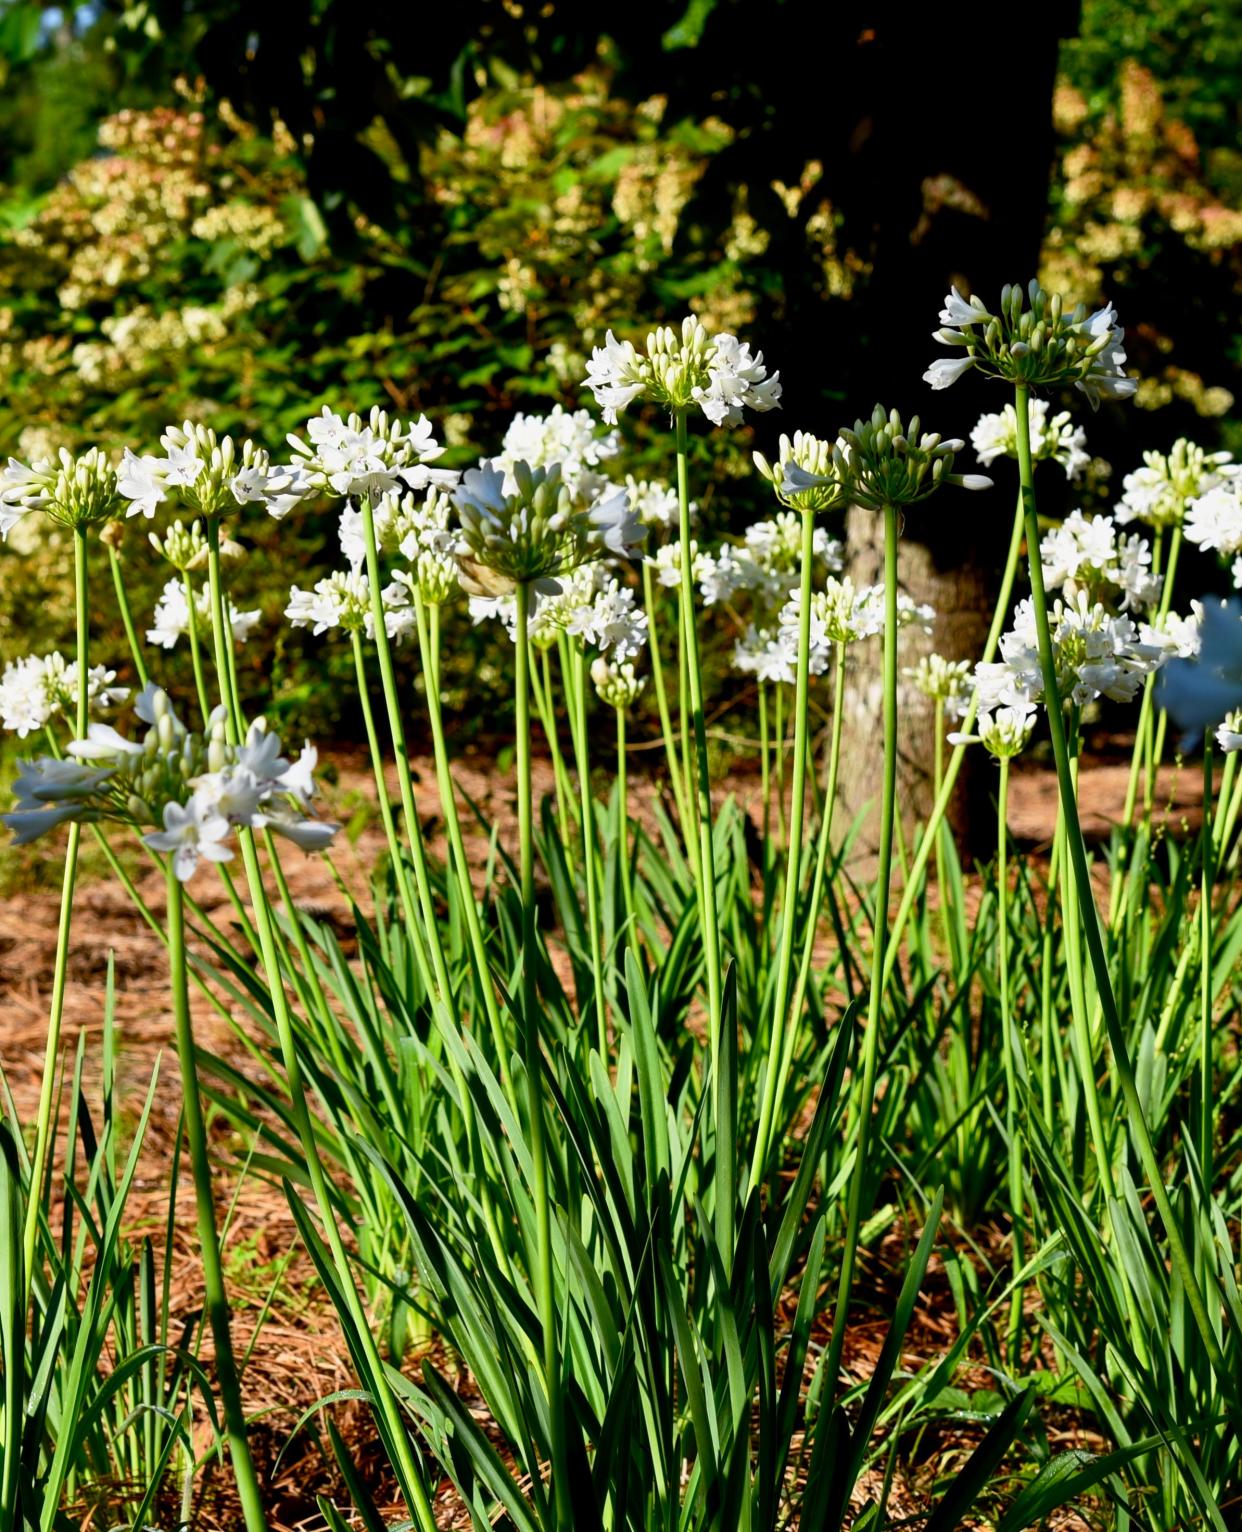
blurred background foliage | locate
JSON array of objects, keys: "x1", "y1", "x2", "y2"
[{"x1": 0, "y1": 0, "x2": 1237, "y2": 737}]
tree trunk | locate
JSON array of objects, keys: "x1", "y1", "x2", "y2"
[{"x1": 836, "y1": 503, "x2": 996, "y2": 863}]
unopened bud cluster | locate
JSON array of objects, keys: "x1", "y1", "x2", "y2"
[
  {"x1": 453, "y1": 460, "x2": 642, "y2": 593},
  {"x1": 754, "y1": 431, "x2": 851, "y2": 514},
  {"x1": 0, "y1": 447, "x2": 122, "y2": 533},
  {"x1": 840, "y1": 406, "x2": 991, "y2": 511}
]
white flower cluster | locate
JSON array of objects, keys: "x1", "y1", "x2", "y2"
[
  {"x1": 120, "y1": 423, "x2": 309, "y2": 521},
  {"x1": 285, "y1": 570, "x2": 415, "y2": 643},
  {"x1": 584, "y1": 316, "x2": 781, "y2": 427},
  {"x1": 468, "y1": 565, "x2": 648, "y2": 661},
  {"x1": 1116, "y1": 439, "x2": 1237, "y2": 531},
  {"x1": 1217, "y1": 710, "x2": 1242, "y2": 753},
  {"x1": 949, "y1": 705, "x2": 1037, "y2": 760},
  {"x1": 1138, "y1": 603, "x2": 1204, "y2": 660},
  {"x1": 1184, "y1": 478, "x2": 1242, "y2": 588},
  {"x1": 591, "y1": 657, "x2": 647, "y2": 709},
  {"x1": 3, "y1": 684, "x2": 336, "y2": 878},
  {"x1": 766, "y1": 580, "x2": 935, "y2": 679},
  {"x1": 905, "y1": 653, "x2": 973, "y2": 718},
  {"x1": 339, "y1": 488, "x2": 461, "y2": 603},
  {"x1": 624, "y1": 475, "x2": 684, "y2": 530},
  {"x1": 976, "y1": 591, "x2": 1167, "y2": 711},
  {"x1": 970, "y1": 399, "x2": 1089, "y2": 480},
  {"x1": 1039, "y1": 510, "x2": 1162, "y2": 611},
  {"x1": 285, "y1": 406, "x2": 458, "y2": 509},
  {"x1": 0, "y1": 652, "x2": 128, "y2": 738},
  {"x1": 493, "y1": 406, "x2": 620, "y2": 497},
  {"x1": 147, "y1": 577, "x2": 262, "y2": 650}
]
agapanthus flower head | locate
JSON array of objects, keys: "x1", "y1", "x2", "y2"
[
  {"x1": 453, "y1": 459, "x2": 642, "y2": 593},
  {"x1": 1216, "y1": 709, "x2": 1242, "y2": 753},
  {"x1": 978, "y1": 591, "x2": 1166, "y2": 712},
  {"x1": 732, "y1": 624, "x2": 795, "y2": 685},
  {"x1": 970, "y1": 399, "x2": 1089, "y2": 480},
  {"x1": 1, "y1": 447, "x2": 123, "y2": 537},
  {"x1": 1040, "y1": 510, "x2": 1161, "y2": 612},
  {"x1": 120, "y1": 423, "x2": 312, "y2": 522},
  {"x1": 584, "y1": 315, "x2": 781, "y2": 428},
  {"x1": 905, "y1": 653, "x2": 973, "y2": 717},
  {"x1": 647, "y1": 538, "x2": 701, "y2": 590},
  {"x1": 386, "y1": 486, "x2": 460, "y2": 604},
  {"x1": 624, "y1": 475, "x2": 684, "y2": 530},
  {"x1": 591, "y1": 656, "x2": 648, "y2": 708},
  {"x1": 148, "y1": 517, "x2": 211, "y2": 571},
  {"x1": 285, "y1": 405, "x2": 456, "y2": 510},
  {"x1": 147, "y1": 577, "x2": 261, "y2": 650},
  {"x1": 743, "y1": 511, "x2": 844, "y2": 586},
  {"x1": 1184, "y1": 480, "x2": 1242, "y2": 565},
  {"x1": 1116, "y1": 439, "x2": 1237, "y2": 530},
  {"x1": 949, "y1": 704, "x2": 1037, "y2": 760},
  {"x1": 925, "y1": 280, "x2": 1137, "y2": 408},
  {"x1": 494, "y1": 406, "x2": 620, "y2": 497},
  {"x1": 754, "y1": 430, "x2": 851, "y2": 514},
  {"x1": 467, "y1": 565, "x2": 647, "y2": 661},
  {"x1": 0, "y1": 652, "x2": 128, "y2": 738},
  {"x1": 838, "y1": 405, "x2": 991, "y2": 510},
  {"x1": 1, "y1": 683, "x2": 336, "y2": 874},
  {"x1": 1139, "y1": 603, "x2": 1203, "y2": 662},
  {"x1": 285, "y1": 569, "x2": 414, "y2": 643}
]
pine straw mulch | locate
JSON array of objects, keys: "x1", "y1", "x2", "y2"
[{"x1": 0, "y1": 745, "x2": 1162, "y2": 1529}]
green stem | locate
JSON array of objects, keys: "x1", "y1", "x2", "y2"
[
  {"x1": 749, "y1": 506, "x2": 816, "y2": 1189},
  {"x1": 413, "y1": 597, "x2": 507, "y2": 1067},
  {"x1": 182, "y1": 571, "x2": 213, "y2": 724},
  {"x1": 573, "y1": 644, "x2": 607, "y2": 1055},
  {"x1": 166, "y1": 865, "x2": 268, "y2": 1531},
  {"x1": 780, "y1": 641, "x2": 847, "y2": 1093},
  {"x1": 997, "y1": 756, "x2": 1026, "y2": 1365},
  {"x1": 515, "y1": 583, "x2": 569, "y2": 1531},
  {"x1": 1200, "y1": 742, "x2": 1214, "y2": 1188},
  {"x1": 881, "y1": 492, "x2": 1025, "y2": 989},
  {"x1": 358, "y1": 498, "x2": 454, "y2": 1006},
  {"x1": 642, "y1": 557, "x2": 694, "y2": 847},
  {"x1": 674, "y1": 410, "x2": 728, "y2": 1249},
  {"x1": 1013, "y1": 384, "x2": 1227, "y2": 1384},
  {"x1": 108, "y1": 543, "x2": 148, "y2": 686},
  {"x1": 617, "y1": 703, "x2": 634, "y2": 933},
  {"x1": 22, "y1": 525, "x2": 89, "y2": 1290},
  {"x1": 207, "y1": 523, "x2": 438, "y2": 1528},
  {"x1": 823, "y1": 502, "x2": 900, "y2": 1402}
]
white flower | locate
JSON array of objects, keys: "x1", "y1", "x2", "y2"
[
  {"x1": 1039, "y1": 510, "x2": 1161, "y2": 611},
  {"x1": 970, "y1": 399, "x2": 1089, "y2": 479},
  {"x1": 0, "y1": 653, "x2": 127, "y2": 738},
  {"x1": 1076, "y1": 303, "x2": 1138, "y2": 409},
  {"x1": 1185, "y1": 482, "x2": 1242, "y2": 558},
  {"x1": 732, "y1": 624, "x2": 796, "y2": 685},
  {"x1": 147, "y1": 577, "x2": 261, "y2": 650},
  {"x1": 584, "y1": 316, "x2": 780, "y2": 429},
  {"x1": 950, "y1": 704, "x2": 1037, "y2": 759},
  {"x1": 583, "y1": 331, "x2": 648, "y2": 425},
  {"x1": 939, "y1": 287, "x2": 993, "y2": 328},
  {"x1": 691, "y1": 332, "x2": 783, "y2": 426},
  {"x1": 189, "y1": 765, "x2": 266, "y2": 828},
  {"x1": 699, "y1": 545, "x2": 757, "y2": 606},
  {"x1": 117, "y1": 450, "x2": 168, "y2": 519},
  {"x1": 905, "y1": 654, "x2": 973, "y2": 718},
  {"x1": 923, "y1": 356, "x2": 975, "y2": 390},
  {"x1": 624, "y1": 476, "x2": 683, "y2": 530},
  {"x1": 1216, "y1": 710, "x2": 1242, "y2": 752},
  {"x1": 143, "y1": 796, "x2": 235, "y2": 881},
  {"x1": 591, "y1": 656, "x2": 647, "y2": 708},
  {"x1": 285, "y1": 570, "x2": 411, "y2": 641},
  {"x1": 563, "y1": 577, "x2": 649, "y2": 661},
  {"x1": 494, "y1": 406, "x2": 620, "y2": 496},
  {"x1": 648, "y1": 539, "x2": 702, "y2": 589},
  {"x1": 286, "y1": 406, "x2": 456, "y2": 507},
  {"x1": 979, "y1": 591, "x2": 1166, "y2": 712},
  {"x1": 1139, "y1": 603, "x2": 1204, "y2": 660},
  {"x1": 1116, "y1": 439, "x2": 1237, "y2": 530}
]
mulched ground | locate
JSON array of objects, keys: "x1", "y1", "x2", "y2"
[{"x1": 2, "y1": 743, "x2": 1188, "y2": 1529}]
